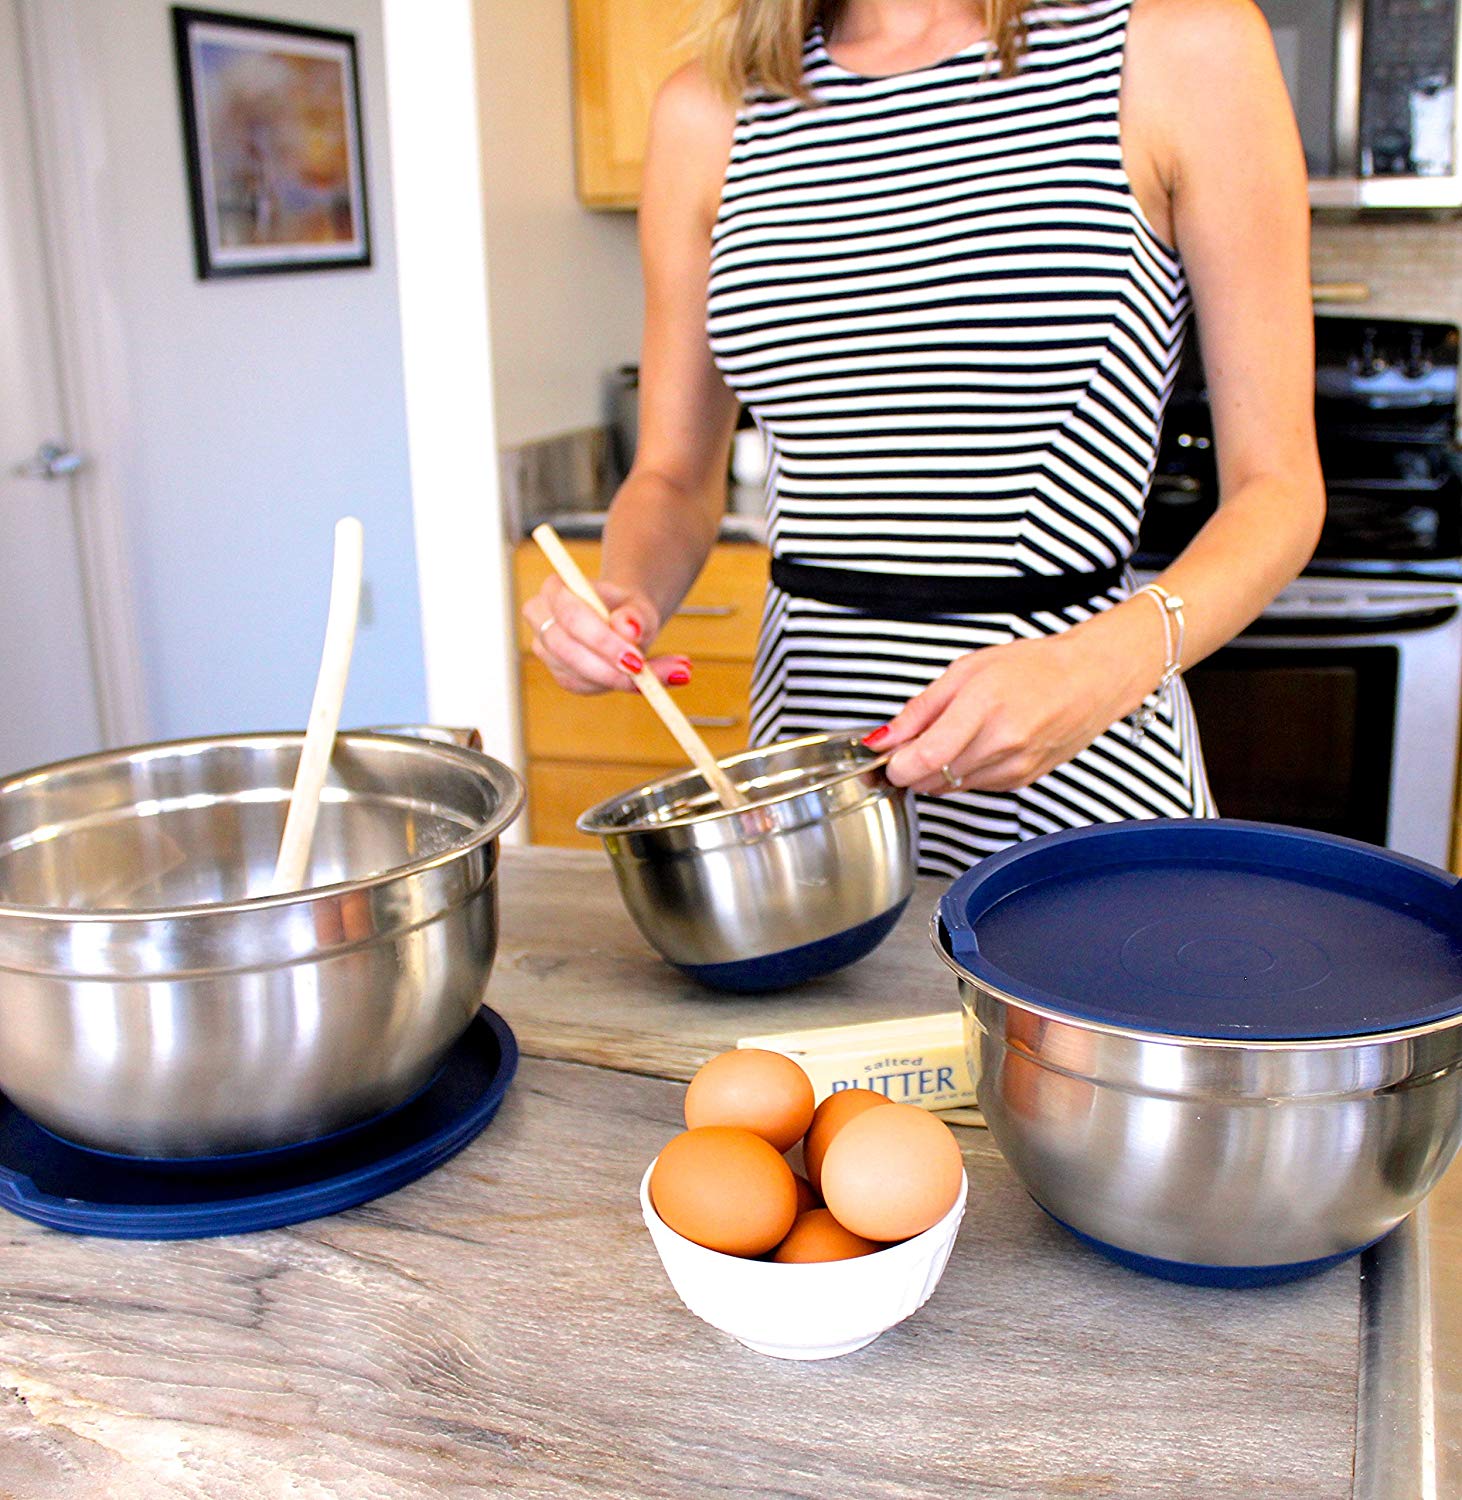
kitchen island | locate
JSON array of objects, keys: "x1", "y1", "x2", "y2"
[{"x1": 0, "y1": 847, "x2": 1454, "y2": 1498}]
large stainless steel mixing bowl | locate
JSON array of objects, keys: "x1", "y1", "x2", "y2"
[
  {"x1": 578, "y1": 731, "x2": 915, "y2": 992},
  {"x1": 0, "y1": 731, "x2": 523, "y2": 1157},
  {"x1": 933, "y1": 913, "x2": 1462, "y2": 1285}
]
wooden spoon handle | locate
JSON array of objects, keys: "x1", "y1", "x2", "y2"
[
  {"x1": 271, "y1": 517, "x2": 365, "y2": 894},
  {"x1": 531, "y1": 524, "x2": 748, "y2": 811}
]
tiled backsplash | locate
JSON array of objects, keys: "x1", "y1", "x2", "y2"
[{"x1": 1312, "y1": 221, "x2": 1462, "y2": 329}]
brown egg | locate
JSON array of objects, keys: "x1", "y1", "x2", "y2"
[
  {"x1": 802, "y1": 1087, "x2": 893, "y2": 1195},
  {"x1": 650, "y1": 1126, "x2": 798, "y2": 1257},
  {"x1": 792, "y1": 1172, "x2": 819, "y2": 1216},
  {"x1": 771, "y1": 1208, "x2": 882, "y2": 1264},
  {"x1": 684, "y1": 1049, "x2": 815, "y2": 1154},
  {"x1": 819, "y1": 1101, "x2": 965, "y2": 1242}
]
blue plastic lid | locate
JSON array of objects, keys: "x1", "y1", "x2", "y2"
[
  {"x1": 939, "y1": 820, "x2": 1462, "y2": 1041},
  {"x1": 0, "y1": 1007, "x2": 518, "y2": 1239}
]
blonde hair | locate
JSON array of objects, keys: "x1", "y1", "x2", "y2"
[{"x1": 696, "y1": 1, "x2": 1043, "y2": 102}]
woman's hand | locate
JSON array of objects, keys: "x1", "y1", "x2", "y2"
[
  {"x1": 873, "y1": 608, "x2": 1166, "y2": 795},
  {"x1": 522, "y1": 576, "x2": 691, "y2": 695}
]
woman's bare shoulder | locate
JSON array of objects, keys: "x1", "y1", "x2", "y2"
[
  {"x1": 650, "y1": 60, "x2": 738, "y2": 153},
  {"x1": 1125, "y1": 0, "x2": 1293, "y2": 179},
  {"x1": 1127, "y1": 0, "x2": 1277, "y2": 77},
  {"x1": 643, "y1": 60, "x2": 739, "y2": 220}
]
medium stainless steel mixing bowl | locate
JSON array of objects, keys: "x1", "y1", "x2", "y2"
[
  {"x1": 578, "y1": 731, "x2": 915, "y2": 992},
  {"x1": 933, "y1": 913, "x2": 1462, "y2": 1284},
  {"x1": 0, "y1": 730, "x2": 523, "y2": 1157}
]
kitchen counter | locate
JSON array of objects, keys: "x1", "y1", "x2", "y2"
[
  {"x1": 0, "y1": 847, "x2": 1455, "y2": 1498},
  {"x1": 543, "y1": 506, "x2": 767, "y2": 546}
]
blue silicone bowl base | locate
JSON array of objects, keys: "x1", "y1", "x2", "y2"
[
  {"x1": 1040, "y1": 1201, "x2": 1383, "y2": 1287},
  {"x1": 0, "y1": 1008, "x2": 518, "y2": 1240},
  {"x1": 676, "y1": 898, "x2": 909, "y2": 993},
  {"x1": 32, "y1": 1056, "x2": 453, "y2": 1175}
]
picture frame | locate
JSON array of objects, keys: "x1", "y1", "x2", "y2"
[{"x1": 171, "y1": 7, "x2": 371, "y2": 279}]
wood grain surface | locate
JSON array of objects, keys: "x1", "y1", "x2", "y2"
[
  {"x1": 0, "y1": 1058, "x2": 1359, "y2": 1500},
  {"x1": 491, "y1": 846, "x2": 970, "y2": 1088}
]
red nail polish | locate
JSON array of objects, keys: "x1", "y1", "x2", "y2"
[
  {"x1": 862, "y1": 727, "x2": 891, "y2": 748},
  {"x1": 620, "y1": 651, "x2": 645, "y2": 675},
  {"x1": 667, "y1": 669, "x2": 691, "y2": 686},
  {"x1": 624, "y1": 619, "x2": 642, "y2": 640}
]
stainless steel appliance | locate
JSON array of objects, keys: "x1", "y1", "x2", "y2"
[
  {"x1": 1259, "y1": 0, "x2": 1462, "y2": 209},
  {"x1": 608, "y1": 363, "x2": 639, "y2": 483},
  {"x1": 1137, "y1": 316, "x2": 1462, "y2": 868}
]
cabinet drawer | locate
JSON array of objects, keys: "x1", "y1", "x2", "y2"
[
  {"x1": 514, "y1": 540, "x2": 766, "y2": 661},
  {"x1": 521, "y1": 658, "x2": 753, "y2": 764},
  {"x1": 526, "y1": 758, "x2": 681, "y2": 848}
]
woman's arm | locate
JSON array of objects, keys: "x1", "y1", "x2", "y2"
[
  {"x1": 880, "y1": 0, "x2": 1325, "y2": 794},
  {"x1": 522, "y1": 65, "x2": 740, "y2": 694}
]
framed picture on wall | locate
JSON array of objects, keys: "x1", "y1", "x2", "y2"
[{"x1": 171, "y1": 7, "x2": 371, "y2": 278}]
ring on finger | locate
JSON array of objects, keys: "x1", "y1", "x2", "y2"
[
  {"x1": 535, "y1": 614, "x2": 557, "y2": 643},
  {"x1": 940, "y1": 763, "x2": 965, "y2": 791}
]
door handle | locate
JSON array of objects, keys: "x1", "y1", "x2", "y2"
[{"x1": 12, "y1": 442, "x2": 85, "y2": 480}]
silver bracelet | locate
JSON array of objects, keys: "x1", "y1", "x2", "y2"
[{"x1": 1126, "y1": 583, "x2": 1187, "y2": 742}]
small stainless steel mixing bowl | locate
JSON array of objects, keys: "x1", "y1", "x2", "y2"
[
  {"x1": 578, "y1": 731, "x2": 915, "y2": 992},
  {"x1": 0, "y1": 730, "x2": 523, "y2": 1158},
  {"x1": 933, "y1": 914, "x2": 1462, "y2": 1284}
]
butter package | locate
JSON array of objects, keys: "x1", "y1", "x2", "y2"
[{"x1": 737, "y1": 1012, "x2": 978, "y2": 1112}]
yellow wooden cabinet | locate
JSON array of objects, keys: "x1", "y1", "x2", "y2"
[
  {"x1": 569, "y1": 0, "x2": 695, "y2": 208},
  {"x1": 514, "y1": 538, "x2": 769, "y2": 846}
]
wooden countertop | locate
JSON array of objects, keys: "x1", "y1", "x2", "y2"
[
  {"x1": 490, "y1": 846, "x2": 966, "y2": 1087},
  {"x1": 0, "y1": 845, "x2": 1445, "y2": 1497}
]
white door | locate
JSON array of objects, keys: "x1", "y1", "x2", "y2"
[{"x1": 0, "y1": 0, "x2": 103, "y2": 778}]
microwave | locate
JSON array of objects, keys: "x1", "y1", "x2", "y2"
[{"x1": 1259, "y1": 0, "x2": 1462, "y2": 209}]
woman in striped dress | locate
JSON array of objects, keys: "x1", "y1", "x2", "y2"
[{"x1": 524, "y1": 0, "x2": 1324, "y2": 877}]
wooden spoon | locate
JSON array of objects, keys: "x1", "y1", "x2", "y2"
[
  {"x1": 270, "y1": 516, "x2": 366, "y2": 894},
  {"x1": 531, "y1": 524, "x2": 748, "y2": 811}
]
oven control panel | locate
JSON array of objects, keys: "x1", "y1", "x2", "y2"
[{"x1": 1315, "y1": 318, "x2": 1459, "y2": 414}]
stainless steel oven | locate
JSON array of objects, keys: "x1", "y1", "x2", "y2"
[
  {"x1": 1181, "y1": 578, "x2": 1462, "y2": 868},
  {"x1": 1258, "y1": 0, "x2": 1462, "y2": 209},
  {"x1": 1138, "y1": 315, "x2": 1462, "y2": 867}
]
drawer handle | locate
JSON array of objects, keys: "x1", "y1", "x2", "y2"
[
  {"x1": 675, "y1": 604, "x2": 737, "y2": 618},
  {"x1": 687, "y1": 715, "x2": 740, "y2": 729}
]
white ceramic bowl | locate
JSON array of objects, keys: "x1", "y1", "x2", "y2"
[{"x1": 639, "y1": 1163, "x2": 968, "y2": 1359}]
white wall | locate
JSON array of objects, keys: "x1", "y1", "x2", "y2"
[
  {"x1": 382, "y1": 0, "x2": 520, "y2": 782},
  {"x1": 473, "y1": 0, "x2": 645, "y2": 448},
  {"x1": 81, "y1": 0, "x2": 428, "y2": 739}
]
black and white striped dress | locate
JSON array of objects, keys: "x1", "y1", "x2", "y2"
[{"x1": 706, "y1": 0, "x2": 1215, "y2": 877}]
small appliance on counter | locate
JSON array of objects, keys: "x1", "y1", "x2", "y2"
[
  {"x1": 608, "y1": 362, "x2": 639, "y2": 485},
  {"x1": 1136, "y1": 315, "x2": 1462, "y2": 868}
]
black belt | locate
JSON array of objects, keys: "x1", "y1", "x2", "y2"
[{"x1": 769, "y1": 556, "x2": 1127, "y2": 620}]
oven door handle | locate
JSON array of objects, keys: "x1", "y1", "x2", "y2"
[{"x1": 1245, "y1": 605, "x2": 1460, "y2": 638}]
